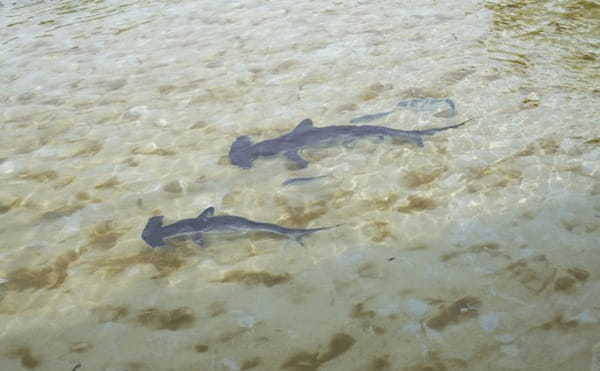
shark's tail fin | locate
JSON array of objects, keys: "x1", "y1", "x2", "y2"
[
  {"x1": 413, "y1": 118, "x2": 472, "y2": 136},
  {"x1": 290, "y1": 224, "x2": 344, "y2": 247}
]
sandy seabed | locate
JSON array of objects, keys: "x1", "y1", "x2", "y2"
[{"x1": 1, "y1": 0, "x2": 600, "y2": 370}]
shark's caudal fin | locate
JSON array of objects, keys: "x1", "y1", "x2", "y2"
[
  {"x1": 290, "y1": 224, "x2": 343, "y2": 246},
  {"x1": 415, "y1": 118, "x2": 471, "y2": 136}
]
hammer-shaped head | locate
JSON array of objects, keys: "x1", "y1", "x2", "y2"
[
  {"x1": 141, "y1": 215, "x2": 166, "y2": 247},
  {"x1": 229, "y1": 136, "x2": 256, "y2": 169}
]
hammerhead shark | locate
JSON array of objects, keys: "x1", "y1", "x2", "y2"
[
  {"x1": 229, "y1": 118, "x2": 468, "y2": 169},
  {"x1": 141, "y1": 207, "x2": 340, "y2": 248}
]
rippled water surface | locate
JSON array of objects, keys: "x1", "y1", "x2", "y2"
[{"x1": 1, "y1": 0, "x2": 599, "y2": 370}]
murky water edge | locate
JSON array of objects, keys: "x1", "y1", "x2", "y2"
[{"x1": 1, "y1": 0, "x2": 599, "y2": 370}]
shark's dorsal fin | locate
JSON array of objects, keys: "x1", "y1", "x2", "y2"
[
  {"x1": 198, "y1": 207, "x2": 215, "y2": 219},
  {"x1": 292, "y1": 119, "x2": 314, "y2": 133}
]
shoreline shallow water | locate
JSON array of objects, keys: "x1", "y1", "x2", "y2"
[{"x1": 1, "y1": 0, "x2": 599, "y2": 370}]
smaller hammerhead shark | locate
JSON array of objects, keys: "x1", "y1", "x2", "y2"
[
  {"x1": 229, "y1": 118, "x2": 468, "y2": 169},
  {"x1": 350, "y1": 98, "x2": 457, "y2": 123},
  {"x1": 141, "y1": 207, "x2": 340, "y2": 248}
]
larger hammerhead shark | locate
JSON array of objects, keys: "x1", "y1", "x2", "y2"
[
  {"x1": 229, "y1": 118, "x2": 468, "y2": 169},
  {"x1": 142, "y1": 207, "x2": 340, "y2": 248}
]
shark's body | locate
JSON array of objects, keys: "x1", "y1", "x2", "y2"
[
  {"x1": 282, "y1": 175, "x2": 328, "y2": 186},
  {"x1": 229, "y1": 118, "x2": 468, "y2": 169},
  {"x1": 141, "y1": 207, "x2": 339, "y2": 248}
]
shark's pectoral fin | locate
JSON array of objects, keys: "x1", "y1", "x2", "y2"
[
  {"x1": 285, "y1": 151, "x2": 309, "y2": 169},
  {"x1": 198, "y1": 207, "x2": 215, "y2": 220},
  {"x1": 191, "y1": 233, "x2": 205, "y2": 248}
]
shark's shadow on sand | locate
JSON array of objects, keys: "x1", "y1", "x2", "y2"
[
  {"x1": 229, "y1": 118, "x2": 469, "y2": 169},
  {"x1": 142, "y1": 207, "x2": 340, "y2": 248}
]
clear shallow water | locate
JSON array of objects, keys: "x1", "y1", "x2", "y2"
[{"x1": 1, "y1": 0, "x2": 599, "y2": 370}]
